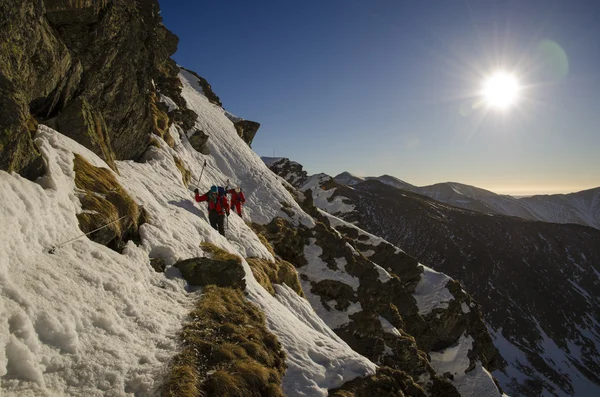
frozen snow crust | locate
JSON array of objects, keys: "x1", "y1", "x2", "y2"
[{"x1": 1, "y1": 69, "x2": 503, "y2": 397}]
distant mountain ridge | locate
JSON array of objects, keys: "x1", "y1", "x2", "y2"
[{"x1": 331, "y1": 172, "x2": 600, "y2": 230}]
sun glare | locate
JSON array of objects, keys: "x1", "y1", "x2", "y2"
[{"x1": 482, "y1": 71, "x2": 520, "y2": 110}]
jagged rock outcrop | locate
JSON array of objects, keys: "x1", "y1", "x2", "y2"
[
  {"x1": 264, "y1": 157, "x2": 309, "y2": 189},
  {"x1": 0, "y1": 0, "x2": 197, "y2": 179},
  {"x1": 233, "y1": 119, "x2": 261, "y2": 147},
  {"x1": 188, "y1": 129, "x2": 210, "y2": 155}
]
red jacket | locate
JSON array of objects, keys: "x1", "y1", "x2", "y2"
[
  {"x1": 195, "y1": 192, "x2": 230, "y2": 215},
  {"x1": 227, "y1": 189, "x2": 246, "y2": 205}
]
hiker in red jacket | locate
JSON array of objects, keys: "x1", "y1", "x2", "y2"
[
  {"x1": 194, "y1": 185, "x2": 230, "y2": 236},
  {"x1": 228, "y1": 187, "x2": 246, "y2": 216}
]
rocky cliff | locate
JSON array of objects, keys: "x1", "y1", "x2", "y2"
[{"x1": 0, "y1": 0, "x2": 193, "y2": 178}]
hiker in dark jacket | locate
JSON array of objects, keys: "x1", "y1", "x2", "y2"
[
  {"x1": 195, "y1": 185, "x2": 230, "y2": 236},
  {"x1": 227, "y1": 187, "x2": 246, "y2": 216}
]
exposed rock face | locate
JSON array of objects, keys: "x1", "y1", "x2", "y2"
[
  {"x1": 286, "y1": 171, "x2": 600, "y2": 397},
  {"x1": 0, "y1": 0, "x2": 196, "y2": 179},
  {"x1": 150, "y1": 257, "x2": 166, "y2": 273},
  {"x1": 233, "y1": 119, "x2": 260, "y2": 147}
]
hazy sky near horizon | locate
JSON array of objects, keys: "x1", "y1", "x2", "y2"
[{"x1": 160, "y1": 0, "x2": 600, "y2": 195}]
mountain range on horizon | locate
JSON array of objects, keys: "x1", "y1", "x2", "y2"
[
  {"x1": 262, "y1": 157, "x2": 600, "y2": 231},
  {"x1": 335, "y1": 170, "x2": 600, "y2": 230}
]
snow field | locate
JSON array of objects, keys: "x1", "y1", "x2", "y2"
[{"x1": 0, "y1": 127, "x2": 191, "y2": 396}]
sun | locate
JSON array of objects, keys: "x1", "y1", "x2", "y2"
[{"x1": 481, "y1": 71, "x2": 520, "y2": 109}]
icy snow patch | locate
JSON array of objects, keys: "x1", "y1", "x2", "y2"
[
  {"x1": 301, "y1": 240, "x2": 360, "y2": 291},
  {"x1": 413, "y1": 265, "x2": 454, "y2": 315},
  {"x1": 430, "y1": 333, "x2": 502, "y2": 396},
  {"x1": 159, "y1": 94, "x2": 179, "y2": 111},
  {"x1": 302, "y1": 175, "x2": 354, "y2": 215},
  {"x1": 379, "y1": 316, "x2": 402, "y2": 337},
  {"x1": 245, "y1": 275, "x2": 375, "y2": 397}
]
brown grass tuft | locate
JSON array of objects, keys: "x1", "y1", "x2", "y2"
[
  {"x1": 161, "y1": 286, "x2": 286, "y2": 397},
  {"x1": 173, "y1": 156, "x2": 191, "y2": 186},
  {"x1": 246, "y1": 257, "x2": 304, "y2": 298},
  {"x1": 73, "y1": 154, "x2": 142, "y2": 250},
  {"x1": 200, "y1": 242, "x2": 242, "y2": 263},
  {"x1": 150, "y1": 92, "x2": 174, "y2": 147}
]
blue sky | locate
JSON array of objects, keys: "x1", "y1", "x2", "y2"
[{"x1": 159, "y1": 0, "x2": 600, "y2": 195}]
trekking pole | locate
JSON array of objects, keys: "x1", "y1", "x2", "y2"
[{"x1": 197, "y1": 160, "x2": 208, "y2": 186}]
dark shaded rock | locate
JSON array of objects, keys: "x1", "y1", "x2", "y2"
[
  {"x1": 150, "y1": 257, "x2": 166, "y2": 273},
  {"x1": 173, "y1": 108, "x2": 199, "y2": 131},
  {"x1": 328, "y1": 366, "x2": 427, "y2": 397},
  {"x1": 53, "y1": 97, "x2": 118, "y2": 172},
  {"x1": 1, "y1": 0, "x2": 196, "y2": 180},
  {"x1": 233, "y1": 119, "x2": 260, "y2": 147},
  {"x1": 174, "y1": 257, "x2": 246, "y2": 289},
  {"x1": 0, "y1": 0, "x2": 75, "y2": 179},
  {"x1": 311, "y1": 279, "x2": 357, "y2": 311},
  {"x1": 188, "y1": 129, "x2": 210, "y2": 155}
]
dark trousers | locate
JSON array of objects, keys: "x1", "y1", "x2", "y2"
[{"x1": 209, "y1": 211, "x2": 225, "y2": 235}]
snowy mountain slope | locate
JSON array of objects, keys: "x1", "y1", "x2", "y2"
[
  {"x1": 168, "y1": 71, "x2": 506, "y2": 395},
  {"x1": 367, "y1": 174, "x2": 414, "y2": 191},
  {"x1": 272, "y1": 166, "x2": 600, "y2": 397},
  {"x1": 0, "y1": 77, "x2": 376, "y2": 396},
  {"x1": 1, "y1": 68, "x2": 508, "y2": 396},
  {"x1": 0, "y1": 127, "x2": 192, "y2": 396}
]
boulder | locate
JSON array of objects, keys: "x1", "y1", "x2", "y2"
[
  {"x1": 188, "y1": 129, "x2": 210, "y2": 155},
  {"x1": 174, "y1": 257, "x2": 246, "y2": 289}
]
